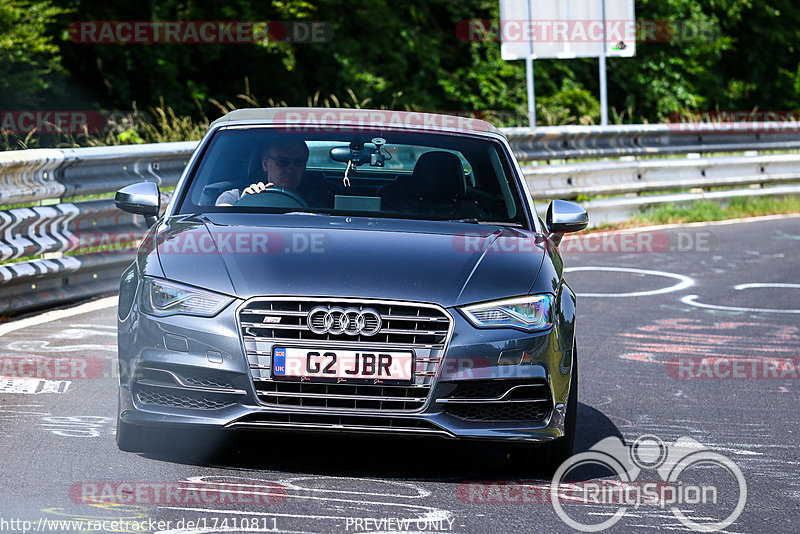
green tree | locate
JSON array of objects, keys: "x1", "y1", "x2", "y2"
[
  {"x1": 0, "y1": 0, "x2": 67, "y2": 109},
  {"x1": 10, "y1": 0, "x2": 800, "y2": 128}
]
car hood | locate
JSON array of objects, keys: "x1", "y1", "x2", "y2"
[{"x1": 155, "y1": 216, "x2": 546, "y2": 308}]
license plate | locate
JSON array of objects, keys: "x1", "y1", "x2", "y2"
[{"x1": 272, "y1": 347, "x2": 414, "y2": 383}]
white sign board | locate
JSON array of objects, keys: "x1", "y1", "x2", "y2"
[{"x1": 500, "y1": 0, "x2": 636, "y2": 60}]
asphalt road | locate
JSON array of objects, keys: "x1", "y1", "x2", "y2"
[{"x1": 0, "y1": 215, "x2": 798, "y2": 534}]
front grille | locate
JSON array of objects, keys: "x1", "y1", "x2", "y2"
[
  {"x1": 136, "y1": 367, "x2": 235, "y2": 390},
  {"x1": 256, "y1": 381, "x2": 428, "y2": 410},
  {"x1": 135, "y1": 385, "x2": 236, "y2": 410},
  {"x1": 240, "y1": 298, "x2": 450, "y2": 347},
  {"x1": 439, "y1": 379, "x2": 552, "y2": 422},
  {"x1": 180, "y1": 372, "x2": 234, "y2": 389},
  {"x1": 239, "y1": 297, "x2": 452, "y2": 412},
  {"x1": 446, "y1": 379, "x2": 549, "y2": 400},
  {"x1": 445, "y1": 402, "x2": 550, "y2": 422}
]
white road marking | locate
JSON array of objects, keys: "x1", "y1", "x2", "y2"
[
  {"x1": 0, "y1": 378, "x2": 70, "y2": 394},
  {"x1": 681, "y1": 295, "x2": 800, "y2": 314},
  {"x1": 278, "y1": 475, "x2": 431, "y2": 499},
  {"x1": 154, "y1": 475, "x2": 453, "y2": 534},
  {"x1": 183, "y1": 475, "x2": 448, "y2": 516},
  {"x1": 564, "y1": 266, "x2": 695, "y2": 297},
  {"x1": 5, "y1": 340, "x2": 116, "y2": 353},
  {"x1": 734, "y1": 283, "x2": 800, "y2": 290},
  {"x1": 0, "y1": 296, "x2": 117, "y2": 337},
  {"x1": 0, "y1": 405, "x2": 52, "y2": 418},
  {"x1": 50, "y1": 328, "x2": 116, "y2": 339},
  {"x1": 39, "y1": 415, "x2": 114, "y2": 437}
]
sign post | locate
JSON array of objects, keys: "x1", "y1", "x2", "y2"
[
  {"x1": 599, "y1": 0, "x2": 608, "y2": 125},
  {"x1": 499, "y1": 0, "x2": 636, "y2": 128},
  {"x1": 525, "y1": 0, "x2": 536, "y2": 128}
]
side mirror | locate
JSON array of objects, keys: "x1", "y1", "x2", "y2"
[
  {"x1": 115, "y1": 182, "x2": 161, "y2": 227},
  {"x1": 546, "y1": 200, "x2": 588, "y2": 245}
]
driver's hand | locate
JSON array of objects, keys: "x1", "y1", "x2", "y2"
[{"x1": 241, "y1": 182, "x2": 275, "y2": 196}]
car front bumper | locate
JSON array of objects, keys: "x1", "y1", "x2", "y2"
[{"x1": 117, "y1": 298, "x2": 574, "y2": 444}]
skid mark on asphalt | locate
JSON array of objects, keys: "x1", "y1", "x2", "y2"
[
  {"x1": 774, "y1": 230, "x2": 800, "y2": 241},
  {"x1": 613, "y1": 419, "x2": 800, "y2": 507},
  {"x1": 151, "y1": 475, "x2": 454, "y2": 534},
  {"x1": 0, "y1": 404, "x2": 51, "y2": 420},
  {"x1": 617, "y1": 319, "x2": 800, "y2": 380}
]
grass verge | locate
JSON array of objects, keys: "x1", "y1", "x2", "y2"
[{"x1": 588, "y1": 196, "x2": 800, "y2": 231}]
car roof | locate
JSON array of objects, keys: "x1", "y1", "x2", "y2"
[{"x1": 209, "y1": 107, "x2": 503, "y2": 137}]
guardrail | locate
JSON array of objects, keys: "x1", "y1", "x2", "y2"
[
  {"x1": 506, "y1": 122, "x2": 800, "y2": 160},
  {"x1": 0, "y1": 143, "x2": 194, "y2": 316},
  {"x1": 1, "y1": 123, "x2": 799, "y2": 316}
]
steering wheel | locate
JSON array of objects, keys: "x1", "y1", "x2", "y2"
[{"x1": 234, "y1": 187, "x2": 309, "y2": 209}]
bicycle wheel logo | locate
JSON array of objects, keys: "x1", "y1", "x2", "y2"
[{"x1": 550, "y1": 435, "x2": 747, "y2": 532}]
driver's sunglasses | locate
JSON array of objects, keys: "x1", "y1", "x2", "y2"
[{"x1": 267, "y1": 156, "x2": 307, "y2": 168}]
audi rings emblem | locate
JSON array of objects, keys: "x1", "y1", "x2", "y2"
[{"x1": 307, "y1": 306, "x2": 382, "y2": 336}]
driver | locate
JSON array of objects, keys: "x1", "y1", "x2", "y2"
[{"x1": 215, "y1": 139, "x2": 309, "y2": 206}]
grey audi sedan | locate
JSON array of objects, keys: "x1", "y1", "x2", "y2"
[{"x1": 114, "y1": 108, "x2": 588, "y2": 469}]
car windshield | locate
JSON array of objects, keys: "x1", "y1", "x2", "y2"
[{"x1": 175, "y1": 127, "x2": 528, "y2": 226}]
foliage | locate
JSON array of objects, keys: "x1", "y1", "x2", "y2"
[
  {"x1": 1, "y1": 0, "x2": 800, "y2": 145},
  {"x1": 0, "y1": 0, "x2": 68, "y2": 109}
]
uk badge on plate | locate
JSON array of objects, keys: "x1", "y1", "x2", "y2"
[{"x1": 273, "y1": 348, "x2": 286, "y2": 376}]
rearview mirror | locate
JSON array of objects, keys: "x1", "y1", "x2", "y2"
[
  {"x1": 115, "y1": 181, "x2": 160, "y2": 227},
  {"x1": 546, "y1": 200, "x2": 588, "y2": 235},
  {"x1": 330, "y1": 144, "x2": 385, "y2": 167}
]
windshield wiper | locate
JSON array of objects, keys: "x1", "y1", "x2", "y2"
[{"x1": 447, "y1": 218, "x2": 523, "y2": 227}]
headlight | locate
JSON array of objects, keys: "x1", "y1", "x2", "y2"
[
  {"x1": 140, "y1": 277, "x2": 233, "y2": 317},
  {"x1": 461, "y1": 294, "x2": 553, "y2": 332}
]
